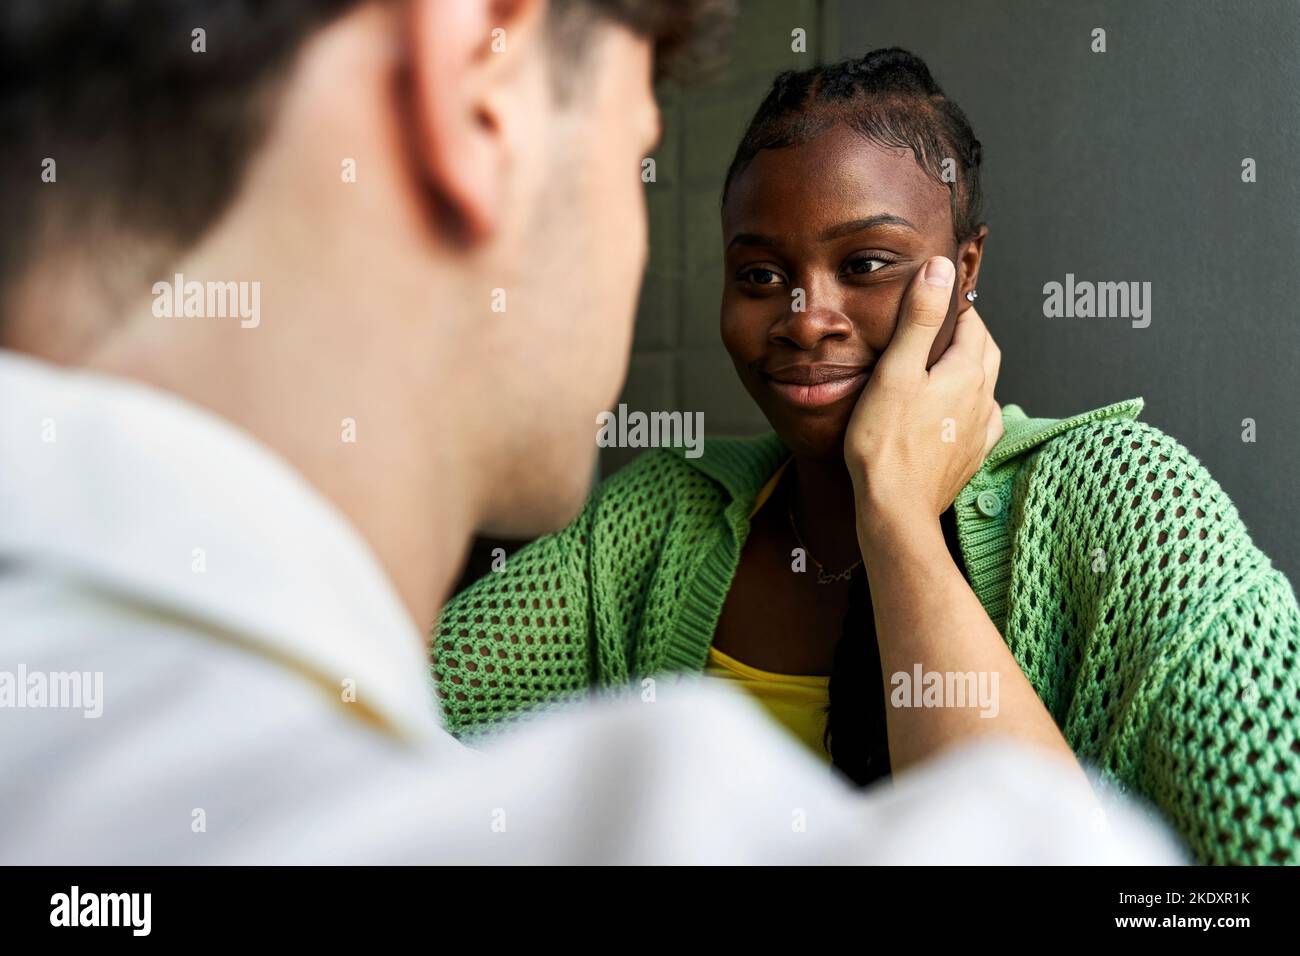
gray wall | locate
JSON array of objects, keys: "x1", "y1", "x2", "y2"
[{"x1": 829, "y1": 0, "x2": 1300, "y2": 584}]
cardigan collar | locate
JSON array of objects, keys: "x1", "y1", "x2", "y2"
[
  {"x1": 676, "y1": 396, "x2": 1146, "y2": 635},
  {"x1": 682, "y1": 396, "x2": 1146, "y2": 510},
  {"x1": 985, "y1": 396, "x2": 1146, "y2": 469}
]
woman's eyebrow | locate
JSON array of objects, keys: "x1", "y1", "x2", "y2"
[
  {"x1": 819, "y1": 214, "x2": 917, "y2": 240},
  {"x1": 726, "y1": 232, "x2": 779, "y2": 251},
  {"x1": 726, "y1": 214, "x2": 918, "y2": 251}
]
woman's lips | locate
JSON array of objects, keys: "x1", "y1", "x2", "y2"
[{"x1": 763, "y1": 365, "x2": 870, "y2": 409}]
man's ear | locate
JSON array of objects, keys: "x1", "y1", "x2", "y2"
[
  {"x1": 956, "y1": 224, "x2": 988, "y2": 313},
  {"x1": 407, "y1": 0, "x2": 547, "y2": 244}
]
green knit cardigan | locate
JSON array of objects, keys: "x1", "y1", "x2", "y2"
[{"x1": 434, "y1": 397, "x2": 1300, "y2": 865}]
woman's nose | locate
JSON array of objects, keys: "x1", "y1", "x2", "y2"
[{"x1": 768, "y1": 279, "x2": 854, "y2": 350}]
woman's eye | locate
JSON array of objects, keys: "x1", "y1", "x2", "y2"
[
  {"x1": 842, "y1": 255, "x2": 892, "y2": 276},
  {"x1": 737, "y1": 267, "x2": 785, "y2": 286}
]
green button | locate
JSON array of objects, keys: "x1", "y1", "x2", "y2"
[{"x1": 975, "y1": 490, "x2": 1002, "y2": 518}]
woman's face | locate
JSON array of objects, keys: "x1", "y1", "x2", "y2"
[{"x1": 721, "y1": 122, "x2": 982, "y2": 460}]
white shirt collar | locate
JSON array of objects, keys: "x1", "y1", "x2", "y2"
[{"x1": 0, "y1": 350, "x2": 450, "y2": 750}]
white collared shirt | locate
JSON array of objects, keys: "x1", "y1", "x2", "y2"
[{"x1": 0, "y1": 351, "x2": 1185, "y2": 864}]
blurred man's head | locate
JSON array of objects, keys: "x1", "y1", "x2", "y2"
[{"x1": 0, "y1": 0, "x2": 730, "y2": 541}]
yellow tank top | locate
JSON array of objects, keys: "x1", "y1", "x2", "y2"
[
  {"x1": 704, "y1": 457, "x2": 832, "y2": 764},
  {"x1": 704, "y1": 645, "x2": 831, "y2": 763}
]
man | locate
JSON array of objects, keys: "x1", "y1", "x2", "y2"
[{"x1": 0, "y1": 0, "x2": 1180, "y2": 863}]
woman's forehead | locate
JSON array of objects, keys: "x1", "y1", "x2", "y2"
[{"x1": 722, "y1": 124, "x2": 951, "y2": 239}]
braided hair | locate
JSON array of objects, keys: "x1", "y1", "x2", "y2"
[
  {"x1": 724, "y1": 49, "x2": 985, "y2": 786},
  {"x1": 721, "y1": 47, "x2": 985, "y2": 244}
]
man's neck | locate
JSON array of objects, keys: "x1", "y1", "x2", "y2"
[{"x1": 80, "y1": 243, "x2": 482, "y2": 634}]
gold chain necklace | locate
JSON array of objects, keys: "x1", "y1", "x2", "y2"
[{"x1": 786, "y1": 495, "x2": 863, "y2": 585}]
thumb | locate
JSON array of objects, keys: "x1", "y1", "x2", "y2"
[{"x1": 880, "y1": 256, "x2": 956, "y2": 373}]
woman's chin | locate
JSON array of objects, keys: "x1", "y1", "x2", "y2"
[
  {"x1": 768, "y1": 413, "x2": 853, "y2": 463},
  {"x1": 742, "y1": 378, "x2": 856, "y2": 463}
]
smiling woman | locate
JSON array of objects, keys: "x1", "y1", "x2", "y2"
[
  {"x1": 719, "y1": 53, "x2": 986, "y2": 459},
  {"x1": 434, "y1": 47, "x2": 1300, "y2": 866},
  {"x1": 711, "y1": 50, "x2": 993, "y2": 785}
]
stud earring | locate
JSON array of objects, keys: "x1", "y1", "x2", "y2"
[{"x1": 965, "y1": 290, "x2": 978, "y2": 302}]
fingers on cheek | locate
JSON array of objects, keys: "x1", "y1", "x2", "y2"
[
  {"x1": 930, "y1": 313, "x2": 961, "y2": 365},
  {"x1": 924, "y1": 327, "x2": 954, "y2": 370}
]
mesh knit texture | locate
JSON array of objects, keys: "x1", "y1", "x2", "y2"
[{"x1": 434, "y1": 405, "x2": 1300, "y2": 865}]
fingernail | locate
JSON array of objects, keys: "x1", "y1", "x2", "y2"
[{"x1": 924, "y1": 257, "x2": 955, "y2": 287}]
